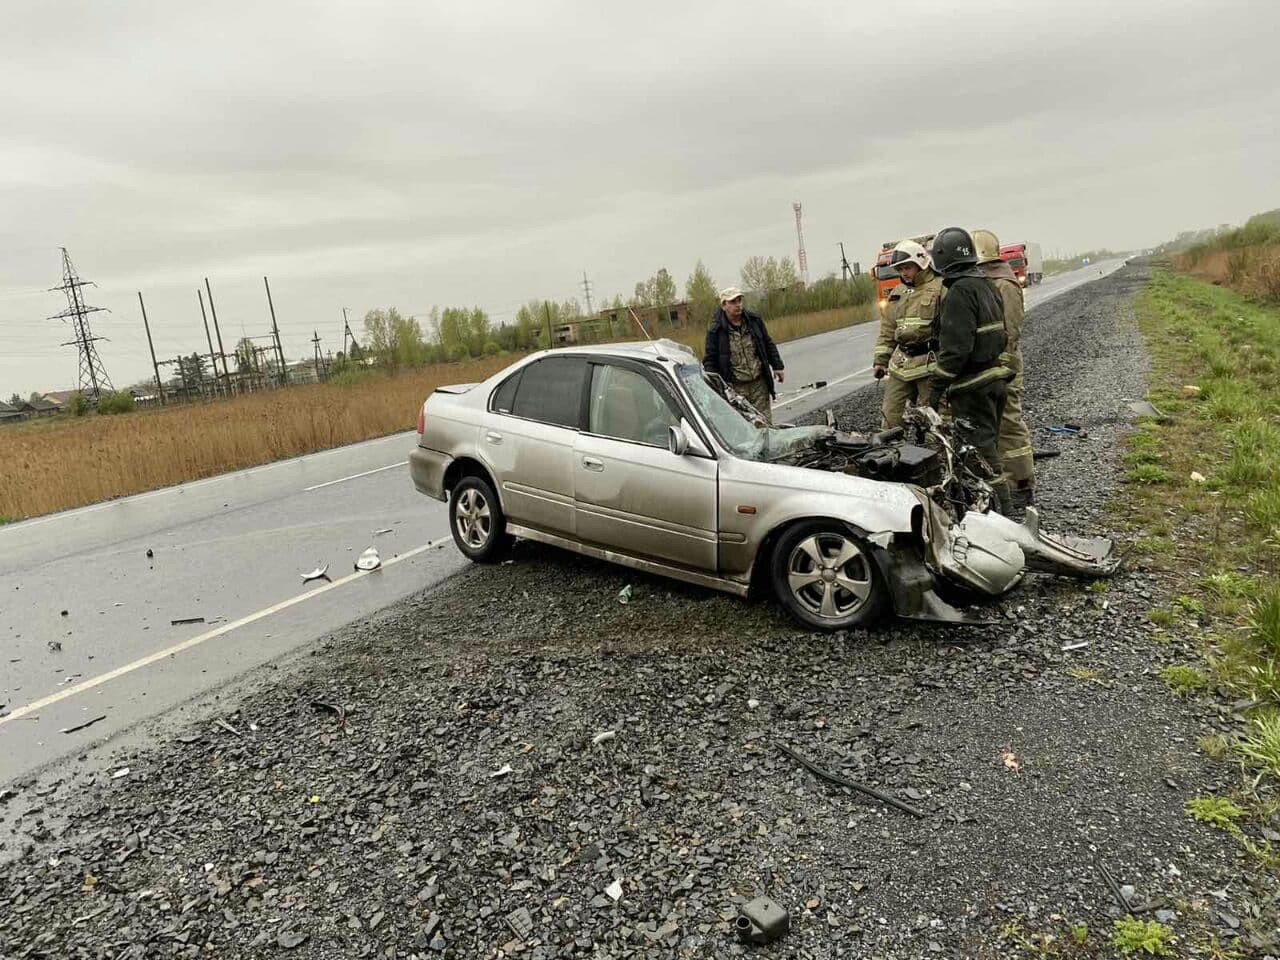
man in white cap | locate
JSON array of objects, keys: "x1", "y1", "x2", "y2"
[
  {"x1": 703, "y1": 286, "x2": 785, "y2": 423},
  {"x1": 872, "y1": 239, "x2": 945, "y2": 428}
]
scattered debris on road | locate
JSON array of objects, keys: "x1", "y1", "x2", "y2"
[
  {"x1": 736, "y1": 895, "x2": 790, "y2": 945},
  {"x1": 490, "y1": 763, "x2": 514, "y2": 779},
  {"x1": 1182, "y1": 384, "x2": 1201, "y2": 397},
  {"x1": 145, "y1": 548, "x2": 154, "y2": 559},
  {"x1": 354, "y1": 546, "x2": 381, "y2": 571},
  {"x1": 999, "y1": 748, "x2": 1022, "y2": 773},
  {"x1": 60, "y1": 715, "x2": 107, "y2": 735},
  {"x1": 1126, "y1": 399, "x2": 1169, "y2": 422},
  {"x1": 617, "y1": 584, "x2": 633, "y2": 604},
  {"x1": 47, "y1": 640, "x2": 62, "y2": 652},
  {"x1": 1190, "y1": 471, "x2": 1206, "y2": 483},
  {"x1": 1096, "y1": 854, "x2": 1135, "y2": 915},
  {"x1": 309, "y1": 700, "x2": 347, "y2": 726},
  {"x1": 591, "y1": 730, "x2": 616, "y2": 746},
  {"x1": 60, "y1": 609, "x2": 68, "y2": 617},
  {"x1": 373, "y1": 527, "x2": 393, "y2": 536},
  {"x1": 213, "y1": 718, "x2": 243, "y2": 738},
  {"x1": 777, "y1": 743, "x2": 926, "y2": 818},
  {"x1": 1061, "y1": 640, "x2": 1091, "y2": 652},
  {"x1": 301, "y1": 564, "x2": 331, "y2": 584},
  {"x1": 170, "y1": 616, "x2": 205, "y2": 626},
  {"x1": 110, "y1": 767, "x2": 130, "y2": 780},
  {"x1": 604, "y1": 879, "x2": 623, "y2": 901}
]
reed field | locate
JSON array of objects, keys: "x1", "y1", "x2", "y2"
[{"x1": 0, "y1": 306, "x2": 872, "y2": 520}]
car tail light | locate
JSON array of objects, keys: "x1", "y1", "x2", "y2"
[{"x1": 416, "y1": 404, "x2": 425, "y2": 435}]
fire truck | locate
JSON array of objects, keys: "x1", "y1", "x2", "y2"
[
  {"x1": 999, "y1": 241, "x2": 1044, "y2": 286},
  {"x1": 871, "y1": 233, "x2": 935, "y2": 312}
]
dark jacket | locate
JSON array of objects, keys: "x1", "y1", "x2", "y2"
[
  {"x1": 703, "y1": 308, "x2": 785, "y2": 397},
  {"x1": 929, "y1": 273, "x2": 1012, "y2": 395}
]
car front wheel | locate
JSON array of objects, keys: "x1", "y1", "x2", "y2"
[
  {"x1": 770, "y1": 522, "x2": 888, "y2": 630},
  {"x1": 449, "y1": 475, "x2": 509, "y2": 562}
]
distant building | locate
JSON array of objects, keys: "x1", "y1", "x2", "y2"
[
  {"x1": 19, "y1": 397, "x2": 60, "y2": 418},
  {"x1": 0, "y1": 399, "x2": 23, "y2": 423},
  {"x1": 42, "y1": 390, "x2": 79, "y2": 407},
  {"x1": 591, "y1": 300, "x2": 691, "y2": 340}
]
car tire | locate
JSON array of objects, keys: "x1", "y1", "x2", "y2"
[
  {"x1": 770, "y1": 522, "x2": 888, "y2": 631},
  {"x1": 449, "y1": 475, "x2": 509, "y2": 563}
]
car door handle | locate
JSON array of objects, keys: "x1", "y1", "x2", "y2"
[
  {"x1": 485, "y1": 431, "x2": 503, "y2": 445},
  {"x1": 581, "y1": 456, "x2": 604, "y2": 472}
]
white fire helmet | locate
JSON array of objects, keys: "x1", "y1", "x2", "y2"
[{"x1": 890, "y1": 240, "x2": 932, "y2": 273}]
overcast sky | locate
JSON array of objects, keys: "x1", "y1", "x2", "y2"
[{"x1": 2, "y1": 0, "x2": 1276, "y2": 395}]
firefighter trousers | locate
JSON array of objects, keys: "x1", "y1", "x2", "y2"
[
  {"x1": 949, "y1": 379, "x2": 1012, "y2": 513},
  {"x1": 881, "y1": 375, "x2": 936, "y2": 429},
  {"x1": 998, "y1": 371, "x2": 1035, "y2": 490}
]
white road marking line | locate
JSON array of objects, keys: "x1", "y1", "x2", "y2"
[
  {"x1": 775, "y1": 366, "x2": 873, "y2": 408},
  {"x1": 0, "y1": 537, "x2": 451, "y2": 726},
  {"x1": 303, "y1": 460, "x2": 407, "y2": 491}
]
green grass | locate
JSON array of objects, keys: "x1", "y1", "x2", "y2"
[
  {"x1": 1175, "y1": 594, "x2": 1205, "y2": 616},
  {"x1": 1235, "y1": 712, "x2": 1280, "y2": 779},
  {"x1": 1125, "y1": 464, "x2": 1172, "y2": 485},
  {"x1": 1148, "y1": 608, "x2": 1178, "y2": 628},
  {"x1": 1112, "y1": 917, "x2": 1174, "y2": 956},
  {"x1": 1161, "y1": 664, "x2": 1210, "y2": 696},
  {"x1": 1198, "y1": 733, "x2": 1229, "y2": 758},
  {"x1": 1185, "y1": 795, "x2": 1246, "y2": 832}
]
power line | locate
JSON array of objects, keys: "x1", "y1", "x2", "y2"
[{"x1": 581, "y1": 271, "x2": 594, "y2": 315}]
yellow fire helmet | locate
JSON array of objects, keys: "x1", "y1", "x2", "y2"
[{"x1": 972, "y1": 229, "x2": 1001, "y2": 264}]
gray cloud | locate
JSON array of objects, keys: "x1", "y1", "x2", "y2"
[{"x1": 2, "y1": 0, "x2": 1277, "y2": 393}]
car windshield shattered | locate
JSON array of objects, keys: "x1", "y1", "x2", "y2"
[{"x1": 676, "y1": 364, "x2": 828, "y2": 462}]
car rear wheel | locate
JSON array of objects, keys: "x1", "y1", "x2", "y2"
[
  {"x1": 770, "y1": 522, "x2": 888, "y2": 630},
  {"x1": 449, "y1": 475, "x2": 509, "y2": 562}
]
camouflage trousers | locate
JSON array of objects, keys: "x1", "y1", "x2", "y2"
[
  {"x1": 735, "y1": 377, "x2": 773, "y2": 425},
  {"x1": 998, "y1": 371, "x2": 1035, "y2": 489},
  {"x1": 880, "y1": 375, "x2": 937, "y2": 429}
]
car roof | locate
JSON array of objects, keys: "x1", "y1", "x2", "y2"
[{"x1": 542, "y1": 338, "x2": 698, "y2": 363}]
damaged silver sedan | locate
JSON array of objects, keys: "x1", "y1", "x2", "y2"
[{"x1": 410, "y1": 339, "x2": 1119, "y2": 630}]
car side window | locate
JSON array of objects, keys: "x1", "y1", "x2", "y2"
[
  {"x1": 588, "y1": 363, "x2": 679, "y2": 447},
  {"x1": 510, "y1": 357, "x2": 588, "y2": 429},
  {"x1": 490, "y1": 371, "x2": 521, "y2": 414}
]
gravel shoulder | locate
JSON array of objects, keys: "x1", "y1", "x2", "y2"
[{"x1": 3, "y1": 264, "x2": 1273, "y2": 958}]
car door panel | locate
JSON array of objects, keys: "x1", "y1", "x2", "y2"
[{"x1": 574, "y1": 362, "x2": 718, "y2": 570}]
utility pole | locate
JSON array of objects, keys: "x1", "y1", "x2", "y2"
[
  {"x1": 203, "y1": 278, "x2": 232, "y2": 395},
  {"x1": 581, "y1": 272, "x2": 594, "y2": 315},
  {"x1": 542, "y1": 302, "x2": 554, "y2": 349},
  {"x1": 49, "y1": 248, "x2": 114, "y2": 401},
  {"x1": 311, "y1": 330, "x2": 326, "y2": 381},
  {"x1": 197, "y1": 289, "x2": 219, "y2": 398},
  {"x1": 137, "y1": 292, "x2": 165, "y2": 405},
  {"x1": 263, "y1": 276, "x2": 288, "y2": 384}
]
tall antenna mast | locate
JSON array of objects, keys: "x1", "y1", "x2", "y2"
[
  {"x1": 49, "y1": 248, "x2": 114, "y2": 400},
  {"x1": 792, "y1": 202, "x2": 809, "y2": 286},
  {"x1": 581, "y1": 271, "x2": 595, "y2": 315}
]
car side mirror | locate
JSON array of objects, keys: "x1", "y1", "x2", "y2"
[{"x1": 668, "y1": 424, "x2": 689, "y2": 456}]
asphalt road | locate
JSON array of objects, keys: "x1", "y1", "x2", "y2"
[{"x1": 0, "y1": 258, "x2": 1126, "y2": 788}]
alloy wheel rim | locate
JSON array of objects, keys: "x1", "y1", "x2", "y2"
[
  {"x1": 455, "y1": 488, "x2": 492, "y2": 549},
  {"x1": 786, "y1": 533, "x2": 872, "y2": 620}
]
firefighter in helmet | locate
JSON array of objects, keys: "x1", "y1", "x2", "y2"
[
  {"x1": 973, "y1": 228, "x2": 1036, "y2": 514},
  {"x1": 872, "y1": 239, "x2": 945, "y2": 428}
]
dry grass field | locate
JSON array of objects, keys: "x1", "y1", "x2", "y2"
[{"x1": 0, "y1": 306, "x2": 872, "y2": 520}]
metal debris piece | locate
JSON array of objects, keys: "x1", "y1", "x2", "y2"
[
  {"x1": 777, "y1": 743, "x2": 926, "y2": 818},
  {"x1": 735, "y1": 895, "x2": 790, "y2": 945},
  {"x1": 47, "y1": 641, "x2": 62, "y2": 652},
  {"x1": 373, "y1": 528, "x2": 393, "y2": 536},
  {"x1": 604, "y1": 879, "x2": 623, "y2": 901},
  {"x1": 111, "y1": 767, "x2": 130, "y2": 779},
  {"x1": 591, "y1": 730, "x2": 616, "y2": 746},
  {"x1": 309, "y1": 700, "x2": 347, "y2": 725},
  {"x1": 170, "y1": 616, "x2": 205, "y2": 626},
  {"x1": 1094, "y1": 855, "x2": 1133, "y2": 915},
  {"x1": 1061, "y1": 641, "x2": 1091, "y2": 652},
  {"x1": 1126, "y1": 399, "x2": 1168, "y2": 422},
  {"x1": 490, "y1": 763, "x2": 514, "y2": 779},
  {"x1": 60, "y1": 715, "x2": 107, "y2": 735},
  {"x1": 301, "y1": 564, "x2": 331, "y2": 584},
  {"x1": 617, "y1": 584, "x2": 633, "y2": 605},
  {"x1": 506, "y1": 906, "x2": 534, "y2": 940},
  {"x1": 355, "y1": 547, "x2": 381, "y2": 571},
  {"x1": 214, "y1": 718, "x2": 243, "y2": 737}
]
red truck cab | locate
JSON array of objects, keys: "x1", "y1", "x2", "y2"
[{"x1": 1000, "y1": 243, "x2": 1029, "y2": 286}]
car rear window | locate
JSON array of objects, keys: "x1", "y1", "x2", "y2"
[
  {"x1": 490, "y1": 371, "x2": 520, "y2": 414},
  {"x1": 511, "y1": 357, "x2": 587, "y2": 428}
]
